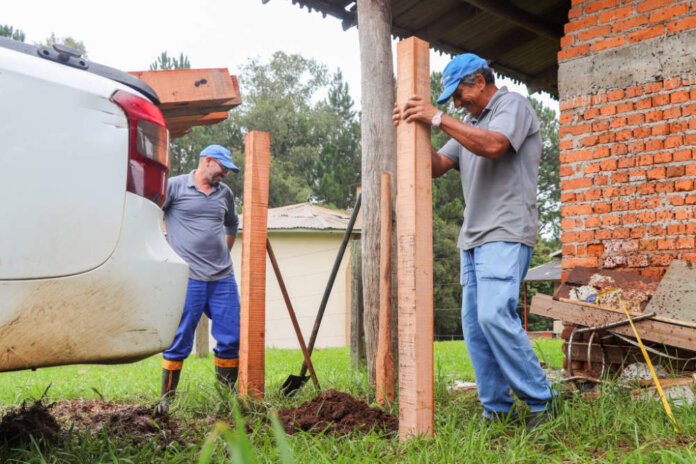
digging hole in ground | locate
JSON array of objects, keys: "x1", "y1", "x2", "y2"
[
  {"x1": 0, "y1": 400, "x2": 61, "y2": 445},
  {"x1": 277, "y1": 389, "x2": 398, "y2": 436},
  {"x1": 1, "y1": 399, "x2": 215, "y2": 446}
]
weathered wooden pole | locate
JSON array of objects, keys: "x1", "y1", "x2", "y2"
[
  {"x1": 193, "y1": 316, "x2": 209, "y2": 356},
  {"x1": 396, "y1": 37, "x2": 434, "y2": 439},
  {"x1": 350, "y1": 239, "x2": 366, "y2": 369},
  {"x1": 376, "y1": 172, "x2": 395, "y2": 406},
  {"x1": 239, "y1": 131, "x2": 270, "y2": 398},
  {"x1": 356, "y1": 0, "x2": 397, "y2": 384}
]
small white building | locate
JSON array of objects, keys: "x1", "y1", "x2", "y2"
[{"x1": 207, "y1": 203, "x2": 359, "y2": 351}]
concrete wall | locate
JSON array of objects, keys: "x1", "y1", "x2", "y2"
[
  {"x1": 558, "y1": 0, "x2": 696, "y2": 279},
  {"x1": 218, "y1": 230, "x2": 352, "y2": 350}
]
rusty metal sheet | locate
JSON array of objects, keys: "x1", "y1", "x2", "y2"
[{"x1": 645, "y1": 260, "x2": 696, "y2": 324}]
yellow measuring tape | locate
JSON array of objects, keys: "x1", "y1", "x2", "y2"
[{"x1": 599, "y1": 288, "x2": 679, "y2": 430}]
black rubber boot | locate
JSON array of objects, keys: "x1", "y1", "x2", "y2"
[
  {"x1": 161, "y1": 367, "x2": 182, "y2": 399},
  {"x1": 216, "y1": 365, "x2": 238, "y2": 390},
  {"x1": 214, "y1": 356, "x2": 239, "y2": 390},
  {"x1": 156, "y1": 360, "x2": 182, "y2": 414}
]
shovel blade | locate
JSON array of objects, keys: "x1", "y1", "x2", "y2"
[{"x1": 281, "y1": 374, "x2": 309, "y2": 397}]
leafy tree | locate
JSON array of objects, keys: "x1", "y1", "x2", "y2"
[
  {"x1": 36, "y1": 33, "x2": 88, "y2": 58},
  {"x1": 0, "y1": 25, "x2": 25, "y2": 42},
  {"x1": 531, "y1": 97, "x2": 561, "y2": 240},
  {"x1": 311, "y1": 70, "x2": 361, "y2": 209},
  {"x1": 150, "y1": 51, "x2": 191, "y2": 70},
  {"x1": 165, "y1": 51, "x2": 360, "y2": 210}
]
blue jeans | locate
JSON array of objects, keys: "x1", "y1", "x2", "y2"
[
  {"x1": 460, "y1": 242, "x2": 553, "y2": 417},
  {"x1": 164, "y1": 275, "x2": 240, "y2": 361}
]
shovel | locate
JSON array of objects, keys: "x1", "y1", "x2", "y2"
[{"x1": 280, "y1": 194, "x2": 361, "y2": 396}]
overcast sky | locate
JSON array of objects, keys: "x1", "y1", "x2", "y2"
[{"x1": 4, "y1": 0, "x2": 557, "y2": 111}]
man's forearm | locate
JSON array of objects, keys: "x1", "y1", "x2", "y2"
[
  {"x1": 439, "y1": 114, "x2": 509, "y2": 160},
  {"x1": 226, "y1": 235, "x2": 235, "y2": 251}
]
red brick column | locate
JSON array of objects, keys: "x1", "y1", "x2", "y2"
[{"x1": 558, "y1": 0, "x2": 696, "y2": 279}]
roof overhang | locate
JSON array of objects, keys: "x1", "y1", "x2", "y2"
[{"x1": 280, "y1": 0, "x2": 569, "y2": 97}]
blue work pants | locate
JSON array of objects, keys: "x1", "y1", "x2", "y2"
[
  {"x1": 460, "y1": 241, "x2": 553, "y2": 417},
  {"x1": 163, "y1": 275, "x2": 240, "y2": 361}
]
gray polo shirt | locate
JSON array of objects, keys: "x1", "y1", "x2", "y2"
[
  {"x1": 163, "y1": 172, "x2": 239, "y2": 281},
  {"x1": 438, "y1": 86, "x2": 541, "y2": 250}
]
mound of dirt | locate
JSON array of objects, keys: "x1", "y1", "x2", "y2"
[
  {"x1": 277, "y1": 389, "x2": 398, "y2": 436},
  {"x1": 51, "y1": 400, "x2": 204, "y2": 444},
  {"x1": 0, "y1": 400, "x2": 61, "y2": 445}
]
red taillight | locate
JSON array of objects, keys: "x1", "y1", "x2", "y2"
[{"x1": 111, "y1": 90, "x2": 170, "y2": 207}]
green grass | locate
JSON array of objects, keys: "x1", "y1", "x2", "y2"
[{"x1": 1, "y1": 339, "x2": 696, "y2": 463}]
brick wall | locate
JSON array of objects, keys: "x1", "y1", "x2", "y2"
[{"x1": 558, "y1": 0, "x2": 696, "y2": 279}]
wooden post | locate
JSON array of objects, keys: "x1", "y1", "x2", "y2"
[
  {"x1": 357, "y1": 0, "x2": 397, "y2": 384},
  {"x1": 350, "y1": 239, "x2": 366, "y2": 369},
  {"x1": 376, "y1": 173, "x2": 395, "y2": 406},
  {"x1": 396, "y1": 37, "x2": 434, "y2": 439},
  {"x1": 194, "y1": 315, "x2": 209, "y2": 356},
  {"x1": 239, "y1": 131, "x2": 270, "y2": 398}
]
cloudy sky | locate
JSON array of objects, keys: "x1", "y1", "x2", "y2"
[{"x1": 4, "y1": 0, "x2": 557, "y2": 110}]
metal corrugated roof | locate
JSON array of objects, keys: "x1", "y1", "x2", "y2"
[
  {"x1": 281, "y1": 0, "x2": 570, "y2": 97},
  {"x1": 524, "y1": 259, "x2": 561, "y2": 282},
  {"x1": 239, "y1": 202, "x2": 361, "y2": 231}
]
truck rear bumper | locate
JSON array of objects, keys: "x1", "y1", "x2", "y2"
[{"x1": 0, "y1": 194, "x2": 189, "y2": 372}]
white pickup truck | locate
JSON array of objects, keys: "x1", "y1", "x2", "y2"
[{"x1": 0, "y1": 37, "x2": 189, "y2": 372}]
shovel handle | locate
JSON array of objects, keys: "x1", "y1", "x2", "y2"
[
  {"x1": 267, "y1": 238, "x2": 320, "y2": 390},
  {"x1": 299, "y1": 194, "x2": 361, "y2": 377}
]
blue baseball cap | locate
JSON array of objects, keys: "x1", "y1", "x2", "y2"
[
  {"x1": 436, "y1": 53, "x2": 489, "y2": 104},
  {"x1": 200, "y1": 144, "x2": 239, "y2": 173}
]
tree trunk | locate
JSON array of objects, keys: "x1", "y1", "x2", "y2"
[{"x1": 357, "y1": 0, "x2": 396, "y2": 384}]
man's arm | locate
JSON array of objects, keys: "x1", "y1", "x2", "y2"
[
  {"x1": 431, "y1": 148, "x2": 457, "y2": 178},
  {"x1": 399, "y1": 95, "x2": 510, "y2": 161},
  {"x1": 394, "y1": 103, "x2": 457, "y2": 178},
  {"x1": 226, "y1": 235, "x2": 235, "y2": 251},
  {"x1": 438, "y1": 112, "x2": 510, "y2": 161}
]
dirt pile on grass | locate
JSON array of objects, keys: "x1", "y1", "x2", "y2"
[
  {"x1": 277, "y1": 389, "x2": 398, "y2": 436},
  {"x1": 0, "y1": 400, "x2": 61, "y2": 445},
  {"x1": 51, "y1": 400, "x2": 204, "y2": 443}
]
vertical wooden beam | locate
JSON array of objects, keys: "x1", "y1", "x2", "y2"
[
  {"x1": 350, "y1": 239, "x2": 366, "y2": 369},
  {"x1": 194, "y1": 315, "x2": 209, "y2": 356},
  {"x1": 376, "y1": 173, "x2": 395, "y2": 406},
  {"x1": 239, "y1": 131, "x2": 270, "y2": 398},
  {"x1": 357, "y1": 0, "x2": 397, "y2": 384},
  {"x1": 396, "y1": 36, "x2": 434, "y2": 439}
]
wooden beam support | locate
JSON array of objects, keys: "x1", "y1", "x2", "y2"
[
  {"x1": 415, "y1": 4, "x2": 479, "y2": 43},
  {"x1": 531, "y1": 294, "x2": 696, "y2": 353},
  {"x1": 193, "y1": 315, "x2": 209, "y2": 357},
  {"x1": 376, "y1": 173, "x2": 395, "y2": 406},
  {"x1": 396, "y1": 36, "x2": 434, "y2": 439},
  {"x1": 239, "y1": 131, "x2": 270, "y2": 398},
  {"x1": 460, "y1": 0, "x2": 562, "y2": 42},
  {"x1": 129, "y1": 69, "x2": 241, "y2": 108}
]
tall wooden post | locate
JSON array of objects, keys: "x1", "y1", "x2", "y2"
[
  {"x1": 376, "y1": 173, "x2": 395, "y2": 405},
  {"x1": 396, "y1": 37, "x2": 434, "y2": 439},
  {"x1": 357, "y1": 0, "x2": 397, "y2": 384},
  {"x1": 239, "y1": 131, "x2": 270, "y2": 398},
  {"x1": 193, "y1": 316, "x2": 209, "y2": 356},
  {"x1": 350, "y1": 239, "x2": 366, "y2": 369}
]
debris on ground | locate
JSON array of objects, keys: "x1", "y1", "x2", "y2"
[
  {"x1": 277, "y1": 389, "x2": 398, "y2": 436},
  {"x1": 448, "y1": 381, "x2": 477, "y2": 393},
  {"x1": 0, "y1": 400, "x2": 61, "y2": 445},
  {"x1": 618, "y1": 362, "x2": 669, "y2": 383},
  {"x1": 50, "y1": 400, "x2": 210, "y2": 444}
]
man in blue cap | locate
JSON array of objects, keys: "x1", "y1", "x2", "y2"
[
  {"x1": 394, "y1": 53, "x2": 555, "y2": 430},
  {"x1": 157, "y1": 144, "x2": 242, "y2": 410}
]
